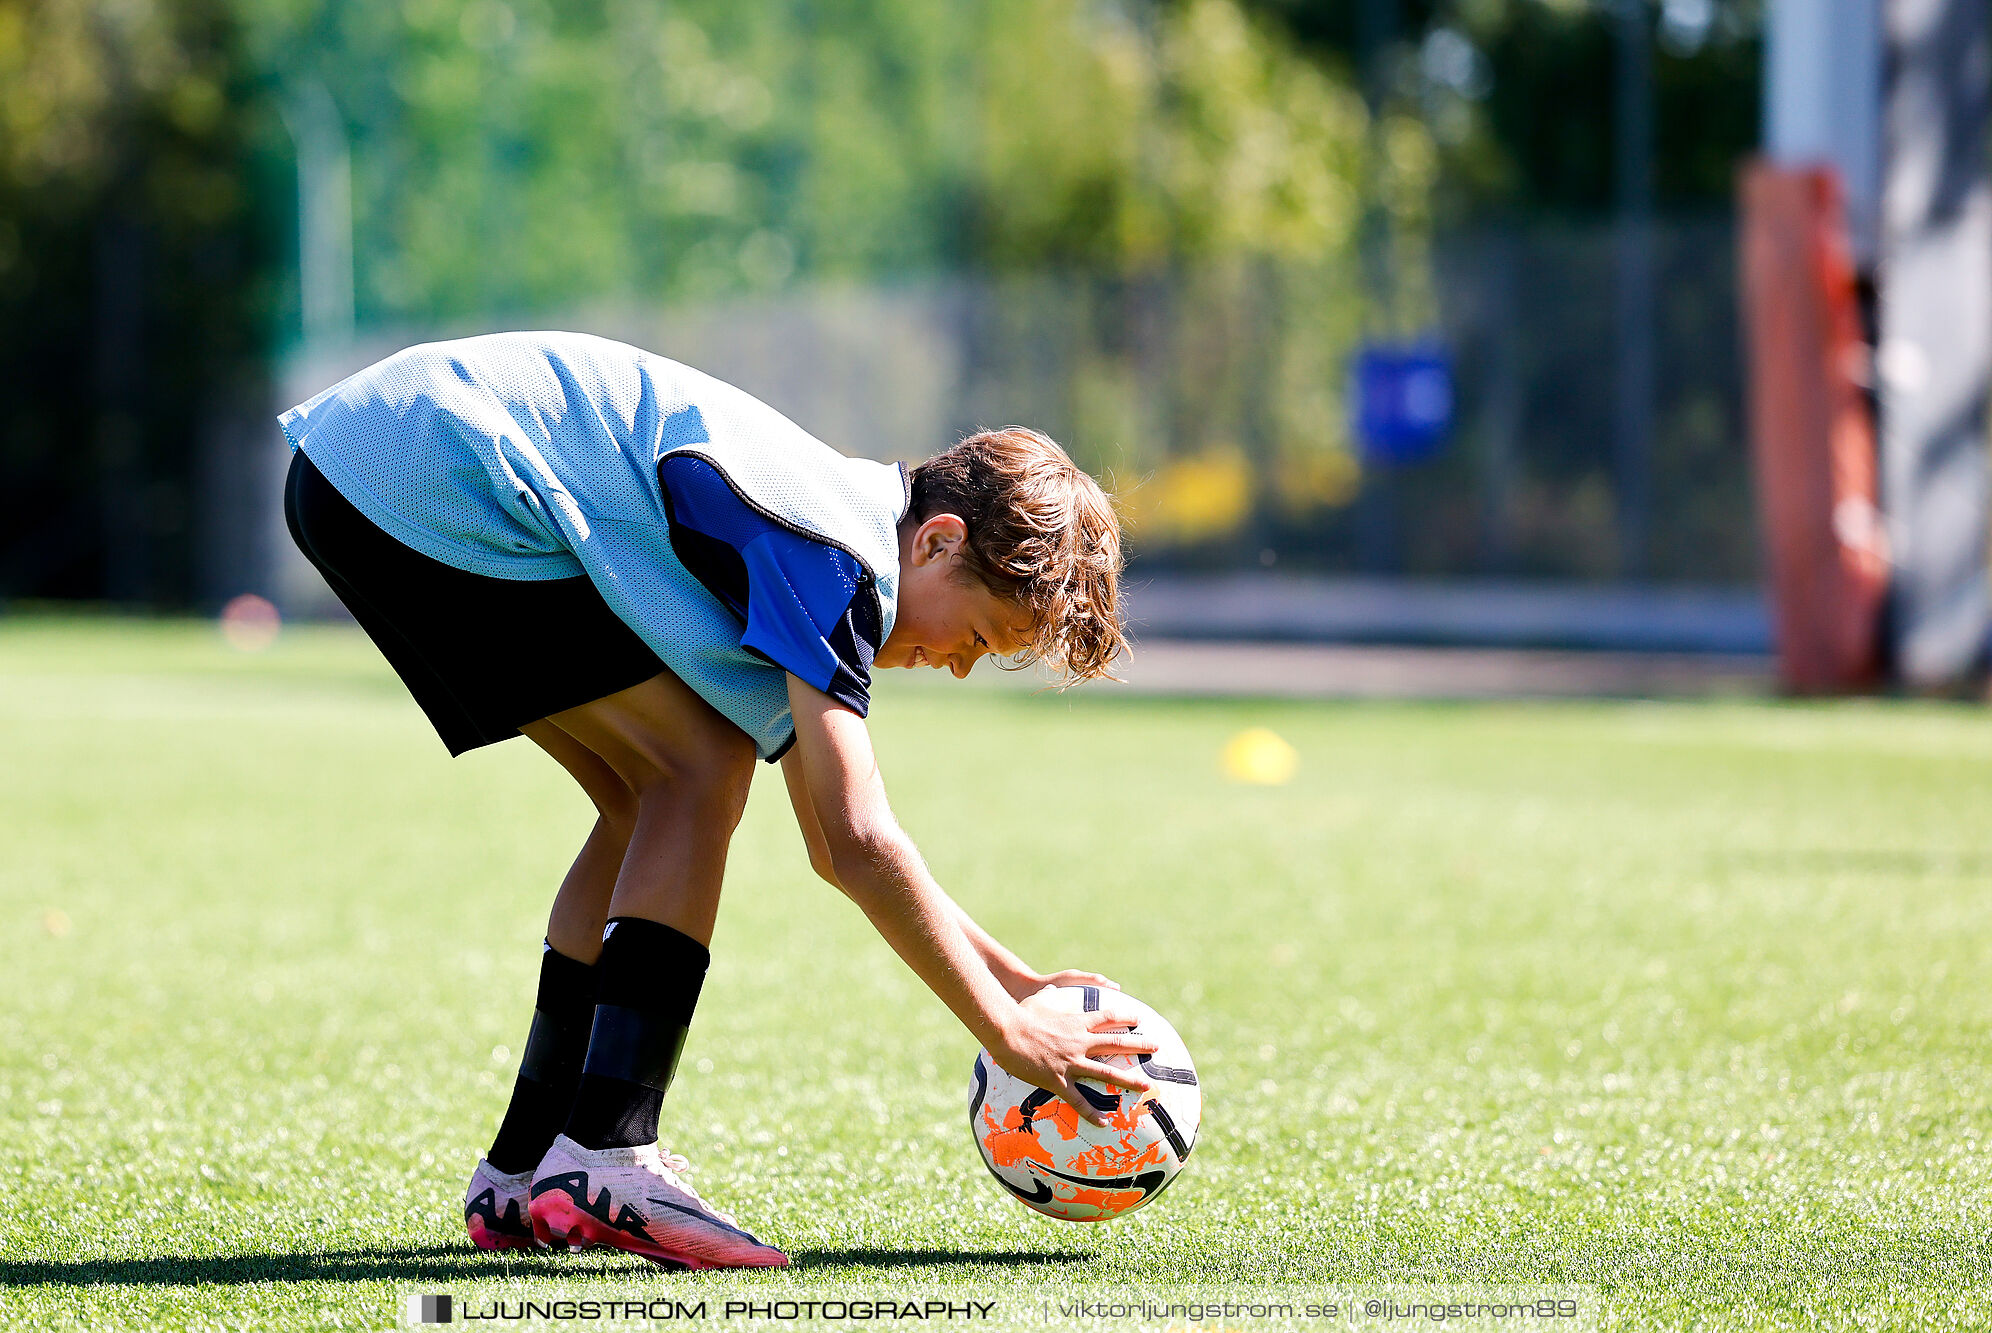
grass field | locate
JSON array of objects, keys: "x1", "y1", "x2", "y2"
[{"x1": 2, "y1": 616, "x2": 1989, "y2": 1331}]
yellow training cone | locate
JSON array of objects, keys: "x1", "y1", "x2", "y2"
[{"x1": 1220, "y1": 727, "x2": 1298, "y2": 785}]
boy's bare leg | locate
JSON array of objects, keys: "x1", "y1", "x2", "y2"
[
  {"x1": 473, "y1": 725, "x2": 632, "y2": 1181},
  {"x1": 467, "y1": 722, "x2": 641, "y2": 1241},
  {"x1": 542, "y1": 671, "x2": 756, "y2": 947},
  {"x1": 540, "y1": 670, "x2": 756, "y2": 1146},
  {"x1": 520, "y1": 720, "x2": 636, "y2": 963},
  {"x1": 523, "y1": 672, "x2": 788, "y2": 1268}
]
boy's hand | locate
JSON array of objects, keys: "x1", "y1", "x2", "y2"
[
  {"x1": 997, "y1": 967, "x2": 1122, "y2": 1001},
  {"x1": 991, "y1": 986, "x2": 1158, "y2": 1127}
]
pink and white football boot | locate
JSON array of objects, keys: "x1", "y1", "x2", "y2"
[
  {"x1": 527, "y1": 1134, "x2": 789, "y2": 1270},
  {"x1": 463, "y1": 1158, "x2": 540, "y2": 1251}
]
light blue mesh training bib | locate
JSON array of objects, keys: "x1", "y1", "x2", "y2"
[{"x1": 278, "y1": 331, "x2": 909, "y2": 759}]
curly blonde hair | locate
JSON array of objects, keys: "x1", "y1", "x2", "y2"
[{"x1": 906, "y1": 427, "x2": 1126, "y2": 683}]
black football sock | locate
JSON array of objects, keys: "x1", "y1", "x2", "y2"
[
  {"x1": 562, "y1": 916, "x2": 709, "y2": 1151},
  {"x1": 485, "y1": 943, "x2": 599, "y2": 1175}
]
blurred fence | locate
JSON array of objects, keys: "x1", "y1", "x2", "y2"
[
  {"x1": 967, "y1": 214, "x2": 1754, "y2": 586},
  {"x1": 269, "y1": 213, "x2": 1754, "y2": 617},
  {"x1": 1416, "y1": 215, "x2": 1753, "y2": 584}
]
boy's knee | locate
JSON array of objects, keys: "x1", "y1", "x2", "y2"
[{"x1": 593, "y1": 781, "x2": 641, "y2": 839}]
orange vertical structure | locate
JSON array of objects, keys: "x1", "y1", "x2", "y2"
[{"x1": 1739, "y1": 162, "x2": 1888, "y2": 692}]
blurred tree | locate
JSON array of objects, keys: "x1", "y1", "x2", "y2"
[
  {"x1": 0, "y1": 0, "x2": 269, "y2": 604},
  {"x1": 1238, "y1": 0, "x2": 1763, "y2": 220},
  {"x1": 973, "y1": 0, "x2": 1375, "y2": 268},
  {"x1": 226, "y1": 0, "x2": 1390, "y2": 322},
  {"x1": 232, "y1": 0, "x2": 1390, "y2": 563},
  {"x1": 966, "y1": 0, "x2": 1392, "y2": 550},
  {"x1": 0, "y1": 0, "x2": 1769, "y2": 602}
]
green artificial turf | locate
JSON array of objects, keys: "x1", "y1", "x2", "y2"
[{"x1": 1, "y1": 615, "x2": 1989, "y2": 1330}]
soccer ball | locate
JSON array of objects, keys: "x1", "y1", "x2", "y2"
[{"x1": 968, "y1": 985, "x2": 1200, "y2": 1221}]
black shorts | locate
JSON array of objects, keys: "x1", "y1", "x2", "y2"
[{"x1": 282, "y1": 449, "x2": 666, "y2": 756}]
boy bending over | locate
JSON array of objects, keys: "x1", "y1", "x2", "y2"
[{"x1": 280, "y1": 331, "x2": 1155, "y2": 1270}]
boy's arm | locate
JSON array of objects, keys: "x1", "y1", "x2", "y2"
[
  {"x1": 779, "y1": 748, "x2": 842, "y2": 887},
  {"x1": 783, "y1": 674, "x2": 1153, "y2": 1122},
  {"x1": 949, "y1": 910, "x2": 1124, "y2": 999},
  {"x1": 780, "y1": 749, "x2": 1118, "y2": 999}
]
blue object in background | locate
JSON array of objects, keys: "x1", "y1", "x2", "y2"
[{"x1": 1353, "y1": 342, "x2": 1454, "y2": 465}]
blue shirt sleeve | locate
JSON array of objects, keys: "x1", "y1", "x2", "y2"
[
  {"x1": 737, "y1": 528, "x2": 877, "y2": 714},
  {"x1": 659, "y1": 455, "x2": 881, "y2": 717}
]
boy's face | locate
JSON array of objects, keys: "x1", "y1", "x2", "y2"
[{"x1": 877, "y1": 514, "x2": 1033, "y2": 677}]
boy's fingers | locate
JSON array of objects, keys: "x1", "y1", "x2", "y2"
[
  {"x1": 1078, "y1": 1061, "x2": 1153, "y2": 1096},
  {"x1": 1087, "y1": 1033, "x2": 1161, "y2": 1057},
  {"x1": 1090, "y1": 1009, "x2": 1149, "y2": 1034}
]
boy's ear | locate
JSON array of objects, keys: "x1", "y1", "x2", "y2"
[{"x1": 910, "y1": 513, "x2": 968, "y2": 565}]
